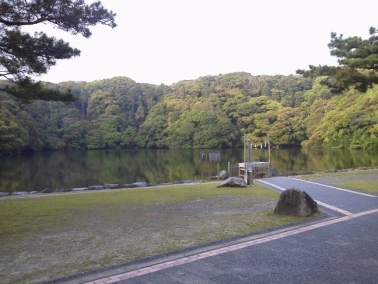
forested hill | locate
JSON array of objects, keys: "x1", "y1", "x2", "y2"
[{"x1": 1, "y1": 72, "x2": 377, "y2": 154}]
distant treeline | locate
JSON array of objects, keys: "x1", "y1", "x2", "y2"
[{"x1": 1, "y1": 72, "x2": 377, "y2": 155}]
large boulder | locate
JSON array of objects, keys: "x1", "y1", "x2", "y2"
[
  {"x1": 218, "y1": 170, "x2": 230, "y2": 180},
  {"x1": 274, "y1": 188, "x2": 318, "y2": 217},
  {"x1": 217, "y1": 177, "x2": 247, "y2": 188}
]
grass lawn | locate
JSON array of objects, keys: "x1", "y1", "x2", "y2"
[
  {"x1": 0, "y1": 182, "x2": 308, "y2": 283},
  {"x1": 298, "y1": 168, "x2": 378, "y2": 195},
  {"x1": 337, "y1": 180, "x2": 378, "y2": 194}
]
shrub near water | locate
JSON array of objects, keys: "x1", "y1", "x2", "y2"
[{"x1": 0, "y1": 183, "x2": 302, "y2": 283}]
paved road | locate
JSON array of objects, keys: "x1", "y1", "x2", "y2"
[{"x1": 64, "y1": 177, "x2": 378, "y2": 284}]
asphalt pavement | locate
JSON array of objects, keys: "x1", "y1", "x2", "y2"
[{"x1": 52, "y1": 177, "x2": 378, "y2": 284}]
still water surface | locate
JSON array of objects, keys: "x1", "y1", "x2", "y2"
[{"x1": 1, "y1": 148, "x2": 378, "y2": 193}]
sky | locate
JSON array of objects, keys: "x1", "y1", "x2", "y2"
[{"x1": 28, "y1": 0, "x2": 378, "y2": 86}]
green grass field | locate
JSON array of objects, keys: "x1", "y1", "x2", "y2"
[
  {"x1": 2, "y1": 169, "x2": 376, "y2": 283},
  {"x1": 337, "y1": 180, "x2": 378, "y2": 194},
  {"x1": 298, "y1": 168, "x2": 378, "y2": 194},
  {"x1": 0, "y1": 182, "x2": 305, "y2": 283}
]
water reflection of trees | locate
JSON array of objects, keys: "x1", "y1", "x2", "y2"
[{"x1": 0, "y1": 149, "x2": 377, "y2": 192}]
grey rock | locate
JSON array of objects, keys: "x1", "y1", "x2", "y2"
[
  {"x1": 104, "y1": 184, "x2": 121, "y2": 189},
  {"x1": 273, "y1": 188, "x2": 318, "y2": 217},
  {"x1": 56, "y1": 188, "x2": 72, "y2": 192},
  {"x1": 88, "y1": 185, "x2": 105, "y2": 190},
  {"x1": 13, "y1": 191, "x2": 29, "y2": 195},
  {"x1": 124, "y1": 184, "x2": 137, "y2": 188},
  {"x1": 218, "y1": 170, "x2": 230, "y2": 180},
  {"x1": 217, "y1": 177, "x2": 247, "y2": 188},
  {"x1": 133, "y1": 181, "x2": 148, "y2": 187},
  {"x1": 41, "y1": 188, "x2": 54, "y2": 193},
  {"x1": 72, "y1": 187, "x2": 88, "y2": 191}
]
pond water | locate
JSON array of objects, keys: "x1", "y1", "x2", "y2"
[{"x1": 1, "y1": 148, "x2": 378, "y2": 193}]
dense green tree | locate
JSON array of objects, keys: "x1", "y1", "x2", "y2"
[
  {"x1": 59, "y1": 81, "x2": 89, "y2": 116},
  {"x1": 135, "y1": 102, "x2": 169, "y2": 148},
  {"x1": 62, "y1": 120, "x2": 87, "y2": 149},
  {"x1": 0, "y1": 102, "x2": 26, "y2": 153},
  {"x1": 270, "y1": 107, "x2": 307, "y2": 145},
  {"x1": 302, "y1": 81, "x2": 378, "y2": 149},
  {"x1": 297, "y1": 27, "x2": 378, "y2": 93},
  {"x1": 86, "y1": 127, "x2": 104, "y2": 149},
  {"x1": 165, "y1": 110, "x2": 238, "y2": 149},
  {"x1": 0, "y1": 92, "x2": 44, "y2": 153},
  {"x1": 0, "y1": 0, "x2": 116, "y2": 101},
  {"x1": 1, "y1": 71, "x2": 377, "y2": 154}
]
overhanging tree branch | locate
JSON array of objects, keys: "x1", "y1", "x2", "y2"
[
  {"x1": 296, "y1": 27, "x2": 378, "y2": 93},
  {"x1": 0, "y1": 0, "x2": 116, "y2": 101}
]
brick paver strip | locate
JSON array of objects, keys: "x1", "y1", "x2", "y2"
[{"x1": 85, "y1": 208, "x2": 378, "y2": 284}]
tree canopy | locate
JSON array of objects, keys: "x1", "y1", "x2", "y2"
[
  {"x1": 1, "y1": 71, "x2": 378, "y2": 155},
  {"x1": 0, "y1": 0, "x2": 116, "y2": 101},
  {"x1": 297, "y1": 27, "x2": 378, "y2": 93}
]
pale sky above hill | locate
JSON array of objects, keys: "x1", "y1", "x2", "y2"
[{"x1": 28, "y1": 0, "x2": 378, "y2": 85}]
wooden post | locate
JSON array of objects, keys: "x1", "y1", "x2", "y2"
[
  {"x1": 217, "y1": 162, "x2": 220, "y2": 180},
  {"x1": 201, "y1": 151, "x2": 205, "y2": 182},
  {"x1": 268, "y1": 134, "x2": 271, "y2": 163},
  {"x1": 268, "y1": 134, "x2": 271, "y2": 177},
  {"x1": 244, "y1": 134, "x2": 247, "y2": 183},
  {"x1": 247, "y1": 139, "x2": 251, "y2": 162},
  {"x1": 207, "y1": 152, "x2": 210, "y2": 180},
  {"x1": 202, "y1": 163, "x2": 204, "y2": 182},
  {"x1": 243, "y1": 134, "x2": 246, "y2": 165}
]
